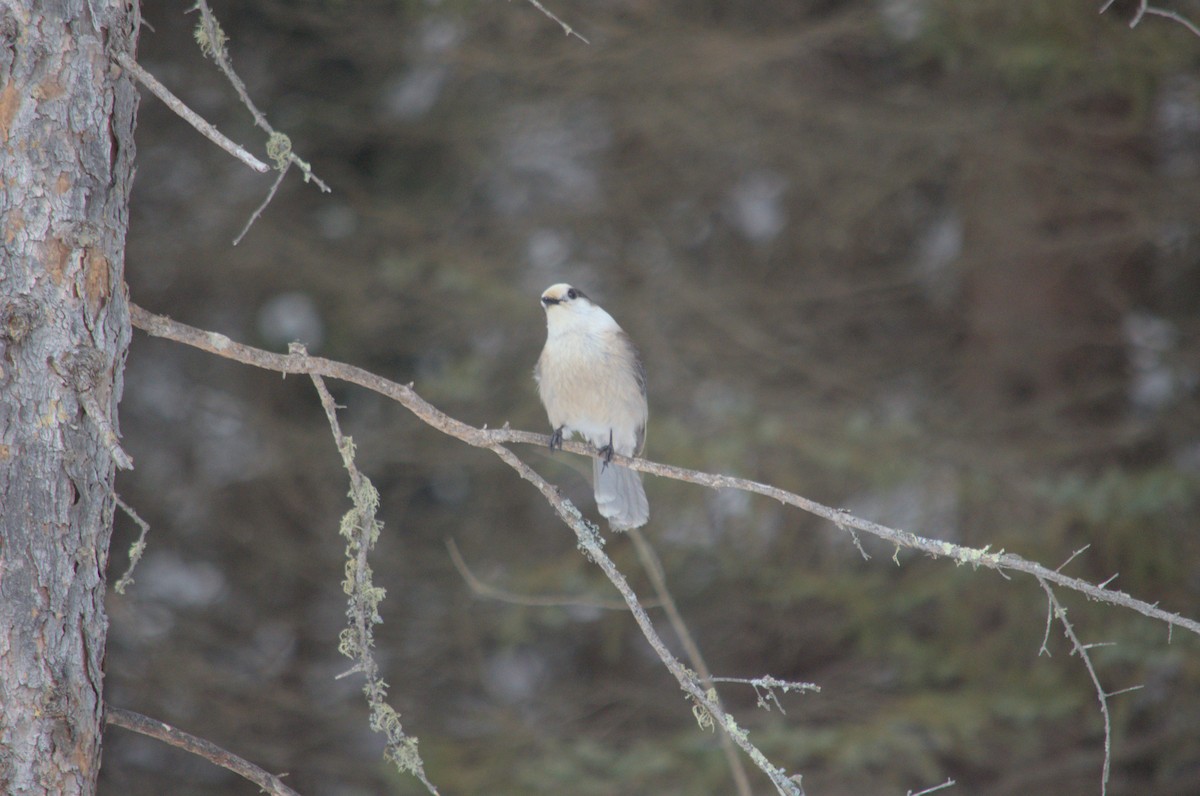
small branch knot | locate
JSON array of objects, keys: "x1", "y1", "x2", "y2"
[
  {"x1": 56, "y1": 345, "x2": 107, "y2": 392},
  {"x1": 1, "y1": 296, "x2": 41, "y2": 346}
]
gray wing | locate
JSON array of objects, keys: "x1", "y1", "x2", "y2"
[
  {"x1": 621, "y1": 331, "x2": 647, "y2": 398},
  {"x1": 618, "y1": 330, "x2": 648, "y2": 455}
]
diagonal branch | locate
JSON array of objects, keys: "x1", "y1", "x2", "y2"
[
  {"x1": 908, "y1": 778, "x2": 957, "y2": 796},
  {"x1": 105, "y1": 706, "x2": 301, "y2": 796},
  {"x1": 1100, "y1": 0, "x2": 1200, "y2": 38},
  {"x1": 479, "y1": 439, "x2": 805, "y2": 794},
  {"x1": 520, "y1": 0, "x2": 590, "y2": 43},
  {"x1": 1141, "y1": 5, "x2": 1200, "y2": 37},
  {"x1": 129, "y1": 304, "x2": 804, "y2": 793},
  {"x1": 128, "y1": 303, "x2": 1200, "y2": 642},
  {"x1": 447, "y1": 537, "x2": 638, "y2": 610},
  {"x1": 115, "y1": 52, "x2": 269, "y2": 173},
  {"x1": 191, "y1": 0, "x2": 331, "y2": 193},
  {"x1": 627, "y1": 527, "x2": 754, "y2": 796}
]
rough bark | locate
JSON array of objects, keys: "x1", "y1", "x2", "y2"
[{"x1": 0, "y1": 0, "x2": 138, "y2": 793}]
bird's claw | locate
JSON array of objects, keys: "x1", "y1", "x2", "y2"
[
  {"x1": 597, "y1": 444, "x2": 614, "y2": 465},
  {"x1": 597, "y1": 429, "x2": 615, "y2": 470},
  {"x1": 549, "y1": 426, "x2": 564, "y2": 451}
]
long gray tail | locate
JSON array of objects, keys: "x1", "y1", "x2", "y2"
[{"x1": 593, "y1": 458, "x2": 649, "y2": 530}]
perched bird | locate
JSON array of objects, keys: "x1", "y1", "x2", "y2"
[{"x1": 535, "y1": 283, "x2": 649, "y2": 530}]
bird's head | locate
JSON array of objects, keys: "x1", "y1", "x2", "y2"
[
  {"x1": 540, "y1": 283, "x2": 589, "y2": 310},
  {"x1": 540, "y1": 283, "x2": 619, "y2": 334}
]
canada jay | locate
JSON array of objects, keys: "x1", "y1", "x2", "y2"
[{"x1": 535, "y1": 283, "x2": 649, "y2": 530}]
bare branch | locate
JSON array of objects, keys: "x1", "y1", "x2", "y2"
[
  {"x1": 1143, "y1": 6, "x2": 1200, "y2": 37},
  {"x1": 105, "y1": 706, "x2": 301, "y2": 796},
  {"x1": 481, "y1": 441, "x2": 805, "y2": 793},
  {"x1": 190, "y1": 0, "x2": 331, "y2": 193},
  {"x1": 233, "y1": 164, "x2": 289, "y2": 246},
  {"x1": 136, "y1": 304, "x2": 1200, "y2": 794},
  {"x1": 908, "y1": 778, "x2": 957, "y2": 796},
  {"x1": 446, "y1": 537, "x2": 636, "y2": 610},
  {"x1": 114, "y1": 52, "x2": 269, "y2": 173},
  {"x1": 163, "y1": 322, "x2": 797, "y2": 790},
  {"x1": 1100, "y1": 0, "x2": 1200, "y2": 38},
  {"x1": 1036, "y1": 579, "x2": 1146, "y2": 796},
  {"x1": 126, "y1": 303, "x2": 1200, "y2": 642},
  {"x1": 627, "y1": 527, "x2": 754, "y2": 796},
  {"x1": 1039, "y1": 590, "x2": 1055, "y2": 657},
  {"x1": 708, "y1": 675, "x2": 821, "y2": 713},
  {"x1": 1131, "y1": 0, "x2": 1151, "y2": 25},
  {"x1": 1056, "y1": 544, "x2": 1091, "y2": 573},
  {"x1": 113, "y1": 495, "x2": 151, "y2": 594},
  {"x1": 519, "y1": 0, "x2": 590, "y2": 43}
]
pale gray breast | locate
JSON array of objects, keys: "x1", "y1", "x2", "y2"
[{"x1": 537, "y1": 327, "x2": 646, "y2": 446}]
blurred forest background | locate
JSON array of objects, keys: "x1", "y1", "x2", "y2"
[{"x1": 100, "y1": 0, "x2": 1200, "y2": 794}]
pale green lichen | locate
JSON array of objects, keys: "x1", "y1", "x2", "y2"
[
  {"x1": 950, "y1": 542, "x2": 1006, "y2": 570},
  {"x1": 692, "y1": 687, "x2": 719, "y2": 732},
  {"x1": 192, "y1": 8, "x2": 228, "y2": 63},
  {"x1": 328, "y1": 420, "x2": 438, "y2": 793},
  {"x1": 266, "y1": 132, "x2": 293, "y2": 170},
  {"x1": 112, "y1": 536, "x2": 146, "y2": 594},
  {"x1": 567, "y1": 501, "x2": 605, "y2": 560}
]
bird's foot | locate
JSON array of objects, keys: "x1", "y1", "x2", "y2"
[
  {"x1": 597, "y1": 429, "x2": 615, "y2": 469},
  {"x1": 549, "y1": 426, "x2": 565, "y2": 451}
]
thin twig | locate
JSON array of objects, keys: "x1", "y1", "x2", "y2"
[
  {"x1": 126, "y1": 304, "x2": 1200, "y2": 643},
  {"x1": 1039, "y1": 590, "x2": 1056, "y2": 658},
  {"x1": 115, "y1": 52, "x2": 269, "y2": 173},
  {"x1": 191, "y1": 0, "x2": 331, "y2": 193},
  {"x1": 113, "y1": 495, "x2": 151, "y2": 594},
  {"x1": 1056, "y1": 544, "x2": 1091, "y2": 573},
  {"x1": 628, "y1": 528, "x2": 754, "y2": 796},
  {"x1": 1143, "y1": 6, "x2": 1200, "y2": 37},
  {"x1": 233, "y1": 164, "x2": 289, "y2": 246},
  {"x1": 908, "y1": 778, "x2": 957, "y2": 796},
  {"x1": 169, "y1": 0, "x2": 328, "y2": 242},
  {"x1": 708, "y1": 675, "x2": 821, "y2": 713},
  {"x1": 1130, "y1": 0, "x2": 1150, "y2": 26},
  {"x1": 1037, "y1": 578, "x2": 1137, "y2": 796},
  {"x1": 482, "y1": 443, "x2": 804, "y2": 794},
  {"x1": 519, "y1": 0, "x2": 590, "y2": 43},
  {"x1": 446, "y1": 537, "x2": 636, "y2": 610},
  {"x1": 1101, "y1": 0, "x2": 1200, "y2": 38},
  {"x1": 105, "y1": 706, "x2": 301, "y2": 796},
  {"x1": 450, "y1": 529, "x2": 766, "y2": 792}
]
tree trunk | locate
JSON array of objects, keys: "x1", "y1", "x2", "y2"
[{"x1": 0, "y1": 0, "x2": 138, "y2": 793}]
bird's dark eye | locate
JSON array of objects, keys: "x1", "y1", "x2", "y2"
[{"x1": 566, "y1": 288, "x2": 578, "y2": 300}]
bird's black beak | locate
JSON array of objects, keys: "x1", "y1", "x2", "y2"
[{"x1": 541, "y1": 296, "x2": 559, "y2": 307}]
